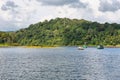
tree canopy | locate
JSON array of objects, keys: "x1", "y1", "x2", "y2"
[{"x1": 0, "y1": 18, "x2": 120, "y2": 46}]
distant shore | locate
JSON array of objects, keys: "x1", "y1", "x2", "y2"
[
  {"x1": 0, "y1": 44, "x2": 58, "y2": 48},
  {"x1": 0, "y1": 44, "x2": 120, "y2": 48},
  {"x1": 1, "y1": 45, "x2": 74, "y2": 48},
  {"x1": 22, "y1": 46, "x2": 57, "y2": 48}
]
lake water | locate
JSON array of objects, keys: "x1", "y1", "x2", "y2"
[{"x1": 0, "y1": 47, "x2": 120, "y2": 80}]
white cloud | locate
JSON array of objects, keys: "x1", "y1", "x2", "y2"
[{"x1": 37, "y1": 0, "x2": 87, "y2": 8}]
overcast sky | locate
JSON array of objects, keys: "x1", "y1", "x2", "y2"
[{"x1": 0, "y1": 0, "x2": 120, "y2": 31}]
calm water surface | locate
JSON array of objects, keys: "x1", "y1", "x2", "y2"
[{"x1": 0, "y1": 47, "x2": 120, "y2": 80}]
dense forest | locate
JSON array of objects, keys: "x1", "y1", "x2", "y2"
[{"x1": 0, "y1": 18, "x2": 120, "y2": 47}]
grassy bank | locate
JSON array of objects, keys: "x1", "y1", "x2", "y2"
[
  {"x1": 105, "y1": 45, "x2": 120, "y2": 48},
  {"x1": 0, "y1": 44, "x2": 11, "y2": 47},
  {"x1": 0, "y1": 44, "x2": 59, "y2": 48}
]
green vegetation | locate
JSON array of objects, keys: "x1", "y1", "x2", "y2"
[{"x1": 0, "y1": 18, "x2": 120, "y2": 47}]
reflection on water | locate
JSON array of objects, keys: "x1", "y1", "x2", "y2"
[{"x1": 0, "y1": 47, "x2": 120, "y2": 80}]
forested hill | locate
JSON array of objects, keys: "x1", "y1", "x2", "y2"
[{"x1": 1, "y1": 18, "x2": 120, "y2": 46}]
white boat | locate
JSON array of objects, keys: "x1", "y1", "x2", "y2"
[{"x1": 78, "y1": 47, "x2": 84, "y2": 50}]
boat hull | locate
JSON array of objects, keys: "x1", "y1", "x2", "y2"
[
  {"x1": 78, "y1": 47, "x2": 84, "y2": 50},
  {"x1": 97, "y1": 45, "x2": 104, "y2": 49}
]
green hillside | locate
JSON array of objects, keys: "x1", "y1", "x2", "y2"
[{"x1": 0, "y1": 18, "x2": 120, "y2": 46}]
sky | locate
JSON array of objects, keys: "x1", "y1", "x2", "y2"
[{"x1": 0, "y1": 0, "x2": 120, "y2": 31}]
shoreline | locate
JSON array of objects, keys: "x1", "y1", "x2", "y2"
[
  {"x1": 0, "y1": 45, "x2": 120, "y2": 48},
  {"x1": 22, "y1": 46, "x2": 58, "y2": 48},
  {"x1": 0, "y1": 45, "x2": 59, "y2": 48}
]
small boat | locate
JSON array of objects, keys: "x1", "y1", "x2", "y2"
[
  {"x1": 97, "y1": 45, "x2": 104, "y2": 49},
  {"x1": 78, "y1": 47, "x2": 84, "y2": 50},
  {"x1": 83, "y1": 45, "x2": 87, "y2": 48}
]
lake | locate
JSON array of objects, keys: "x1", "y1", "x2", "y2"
[{"x1": 0, "y1": 47, "x2": 120, "y2": 80}]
